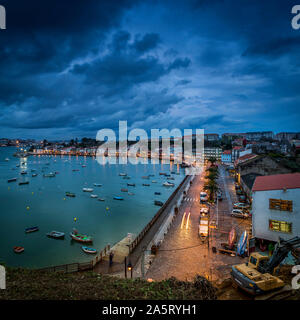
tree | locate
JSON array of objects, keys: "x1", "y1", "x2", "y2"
[
  {"x1": 208, "y1": 156, "x2": 217, "y2": 166},
  {"x1": 203, "y1": 180, "x2": 219, "y2": 202}
]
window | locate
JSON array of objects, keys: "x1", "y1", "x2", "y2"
[
  {"x1": 269, "y1": 219, "x2": 292, "y2": 233},
  {"x1": 269, "y1": 199, "x2": 293, "y2": 212}
]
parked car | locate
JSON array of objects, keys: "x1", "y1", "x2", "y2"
[
  {"x1": 200, "y1": 192, "x2": 208, "y2": 202},
  {"x1": 200, "y1": 207, "x2": 209, "y2": 216},
  {"x1": 233, "y1": 202, "x2": 250, "y2": 209},
  {"x1": 231, "y1": 209, "x2": 249, "y2": 219}
]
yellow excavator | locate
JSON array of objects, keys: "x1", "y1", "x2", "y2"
[{"x1": 231, "y1": 236, "x2": 300, "y2": 295}]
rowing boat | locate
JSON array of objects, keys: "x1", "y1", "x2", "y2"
[
  {"x1": 25, "y1": 226, "x2": 39, "y2": 233},
  {"x1": 82, "y1": 246, "x2": 97, "y2": 254}
]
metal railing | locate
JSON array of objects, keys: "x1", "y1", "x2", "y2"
[{"x1": 37, "y1": 244, "x2": 110, "y2": 273}]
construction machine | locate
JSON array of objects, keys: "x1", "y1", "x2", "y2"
[{"x1": 231, "y1": 236, "x2": 300, "y2": 295}]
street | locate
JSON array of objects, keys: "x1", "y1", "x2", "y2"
[{"x1": 145, "y1": 164, "x2": 252, "y2": 282}]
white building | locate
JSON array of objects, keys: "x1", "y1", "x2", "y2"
[
  {"x1": 252, "y1": 173, "x2": 300, "y2": 242},
  {"x1": 204, "y1": 147, "x2": 222, "y2": 160}
]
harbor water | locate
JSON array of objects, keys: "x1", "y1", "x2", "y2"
[{"x1": 0, "y1": 147, "x2": 185, "y2": 268}]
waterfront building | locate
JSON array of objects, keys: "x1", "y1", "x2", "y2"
[{"x1": 204, "y1": 147, "x2": 222, "y2": 161}]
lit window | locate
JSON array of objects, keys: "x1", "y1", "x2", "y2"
[
  {"x1": 269, "y1": 199, "x2": 293, "y2": 212},
  {"x1": 269, "y1": 219, "x2": 292, "y2": 233}
]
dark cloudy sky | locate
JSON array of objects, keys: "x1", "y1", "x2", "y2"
[{"x1": 0, "y1": 0, "x2": 299, "y2": 139}]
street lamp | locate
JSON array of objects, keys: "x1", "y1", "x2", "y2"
[{"x1": 127, "y1": 261, "x2": 133, "y2": 279}]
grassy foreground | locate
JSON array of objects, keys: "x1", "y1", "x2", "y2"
[{"x1": 0, "y1": 267, "x2": 217, "y2": 300}]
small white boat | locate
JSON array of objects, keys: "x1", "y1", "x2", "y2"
[
  {"x1": 152, "y1": 180, "x2": 157, "y2": 183},
  {"x1": 5, "y1": 158, "x2": 10, "y2": 161},
  {"x1": 83, "y1": 188, "x2": 93, "y2": 192},
  {"x1": 82, "y1": 246, "x2": 97, "y2": 254},
  {"x1": 163, "y1": 181, "x2": 175, "y2": 187},
  {"x1": 98, "y1": 198, "x2": 105, "y2": 201},
  {"x1": 93, "y1": 183, "x2": 102, "y2": 187},
  {"x1": 119, "y1": 173, "x2": 127, "y2": 176},
  {"x1": 90, "y1": 194, "x2": 98, "y2": 198}
]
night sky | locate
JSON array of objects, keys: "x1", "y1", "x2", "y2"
[{"x1": 0, "y1": 0, "x2": 299, "y2": 139}]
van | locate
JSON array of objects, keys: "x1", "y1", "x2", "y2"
[{"x1": 200, "y1": 192, "x2": 208, "y2": 202}]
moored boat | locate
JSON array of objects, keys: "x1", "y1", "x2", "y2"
[
  {"x1": 7, "y1": 177, "x2": 17, "y2": 182},
  {"x1": 66, "y1": 192, "x2": 76, "y2": 197},
  {"x1": 70, "y1": 231, "x2": 93, "y2": 243},
  {"x1": 82, "y1": 246, "x2": 97, "y2": 254},
  {"x1": 163, "y1": 181, "x2": 174, "y2": 187},
  {"x1": 13, "y1": 246, "x2": 24, "y2": 253},
  {"x1": 128, "y1": 192, "x2": 135, "y2": 196},
  {"x1": 20, "y1": 171, "x2": 27, "y2": 175},
  {"x1": 32, "y1": 173, "x2": 38, "y2": 177},
  {"x1": 119, "y1": 173, "x2": 127, "y2": 176},
  {"x1": 90, "y1": 194, "x2": 98, "y2": 198},
  {"x1": 154, "y1": 200, "x2": 164, "y2": 206},
  {"x1": 127, "y1": 183, "x2": 135, "y2": 187},
  {"x1": 93, "y1": 183, "x2": 102, "y2": 187},
  {"x1": 154, "y1": 192, "x2": 161, "y2": 195},
  {"x1": 19, "y1": 181, "x2": 29, "y2": 185},
  {"x1": 142, "y1": 183, "x2": 150, "y2": 186},
  {"x1": 25, "y1": 226, "x2": 39, "y2": 233},
  {"x1": 5, "y1": 158, "x2": 10, "y2": 161},
  {"x1": 113, "y1": 196, "x2": 124, "y2": 200},
  {"x1": 121, "y1": 188, "x2": 128, "y2": 192},
  {"x1": 47, "y1": 231, "x2": 65, "y2": 239},
  {"x1": 98, "y1": 198, "x2": 105, "y2": 201},
  {"x1": 43, "y1": 172, "x2": 55, "y2": 177},
  {"x1": 83, "y1": 188, "x2": 93, "y2": 192}
]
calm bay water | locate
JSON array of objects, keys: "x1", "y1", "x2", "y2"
[{"x1": 0, "y1": 147, "x2": 185, "y2": 268}]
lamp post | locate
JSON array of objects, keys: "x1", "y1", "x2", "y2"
[{"x1": 127, "y1": 261, "x2": 133, "y2": 279}]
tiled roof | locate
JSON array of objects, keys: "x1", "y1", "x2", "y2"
[
  {"x1": 252, "y1": 173, "x2": 300, "y2": 192},
  {"x1": 234, "y1": 153, "x2": 258, "y2": 166}
]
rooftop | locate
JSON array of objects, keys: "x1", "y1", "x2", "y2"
[{"x1": 252, "y1": 172, "x2": 300, "y2": 192}]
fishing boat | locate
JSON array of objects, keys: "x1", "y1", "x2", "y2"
[
  {"x1": 83, "y1": 188, "x2": 93, "y2": 192},
  {"x1": 47, "y1": 231, "x2": 65, "y2": 239},
  {"x1": 82, "y1": 246, "x2": 97, "y2": 254},
  {"x1": 70, "y1": 231, "x2": 93, "y2": 243},
  {"x1": 66, "y1": 192, "x2": 76, "y2": 197},
  {"x1": 163, "y1": 181, "x2": 174, "y2": 187},
  {"x1": 98, "y1": 198, "x2": 105, "y2": 201},
  {"x1": 25, "y1": 226, "x2": 39, "y2": 233},
  {"x1": 154, "y1": 200, "x2": 164, "y2": 206},
  {"x1": 154, "y1": 192, "x2": 161, "y2": 195},
  {"x1": 127, "y1": 183, "x2": 135, "y2": 187},
  {"x1": 32, "y1": 173, "x2": 38, "y2": 177},
  {"x1": 19, "y1": 181, "x2": 29, "y2": 185},
  {"x1": 142, "y1": 183, "x2": 150, "y2": 186},
  {"x1": 93, "y1": 183, "x2": 102, "y2": 187},
  {"x1": 13, "y1": 246, "x2": 24, "y2": 253},
  {"x1": 121, "y1": 188, "x2": 128, "y2": 192},
  {"x1": 119, "y1": 173, "x2": 127, "y2": 176},
  {"x1": 90, "y1": 194, "x2": 98, "y2": 198},
  {"x1": 113, "y1": 196, "x2": 124, "y2": 200},
  {"x1": 43, "y1": 172, "x2": 55, "y2": 177},
  {"x1": 7, "y1": 177, "x2": 17, "y2": 182},
  {"x1": 228, "y1": 227, "x2": 236, "y2": 250},
  {"x1": 236, "y1": 231, "x2": 248, "y2": 256}
]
